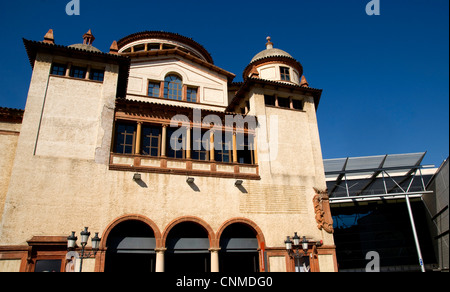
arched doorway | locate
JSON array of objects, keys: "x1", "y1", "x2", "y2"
[
  {"x1": 104, "y1": 220, "x2": 157, "y2": 272},
  {"x1": 164, "y1": 221, "x2": 211, "y2": 273},
  {"x1": 219, "y1": 222, "x2": 261, "y2": 272}
]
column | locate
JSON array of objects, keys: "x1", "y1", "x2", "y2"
[
  {"x1": 161, "y1": 124, "x2": 168, "y2": 157},
  {"x1": 155, "y1": 248, "x2": 166, "y2": 272},
  {"x1": 135, "y1": 122, "x2": 142, "y2": 155},
  {"x1": 232, "y1": 132, "x2": 238, "y2": 163},
  {"x1": 65, "y1": 62, "x2": 72, "y2": 77},
  {"x1": 210, "y1": 130, "x2": 215, "y2": 162},
  {"x1": 210, "y1": 248, "x2": 221, "y2": 273},
  {"x1": 186, "y1": 127, "x2": 191, "y2": 159},
  {"x1": 253, "y1": 134, "x2": 258, "y2": 164}
]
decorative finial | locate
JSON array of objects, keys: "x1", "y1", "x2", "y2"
[
  {"x1": 266, "y1": 36, "x2": 273, "y2": 50},
  {"x1": 43, "y1": 29, "x2": 55, "y2": 44},
  {"x1": 83, "y1": 29, "x2": 95, "y2": 46},
  {"x1": 109, "y1": 40, "x2": 119, "y2": 55}
]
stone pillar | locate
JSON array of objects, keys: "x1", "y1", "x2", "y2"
[
  {"x1": 210, "y1": 248, "x2": 221, "y2": 272},
  {"x1": 135, "y1": 122, "x2": 142, "y2": 155},
  {"x1": 161, "y1": 125, "x2": 168, "y2": 157},
  {"x1": 186, "y1": 127, "x2": 191, "y2": 159},
  {"x1": 210, "y1": 130, "x2": 215, "y2": 162},
  {"x1": 155, "y1": 248, "x2": 167, "y2": 272},
  {"x1": 232, "y1": 132, "x2": 238, "y2": 163}
]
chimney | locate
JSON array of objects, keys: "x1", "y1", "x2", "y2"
[
  {"x1": 43, "y1": 29, "x2": 55, "y2": 44},
  {"x1": 83, "y1": 29, "x2": 95, "y2": 46}
]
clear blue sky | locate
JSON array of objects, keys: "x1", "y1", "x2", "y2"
[{"x1": 0, "y1": 0, "x2": 448, "y2": 167}]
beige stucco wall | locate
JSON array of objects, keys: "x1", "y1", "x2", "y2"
[{"x1": 0, "y1": 123, "x2": 21, "y2": 222}]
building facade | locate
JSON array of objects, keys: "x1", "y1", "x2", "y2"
[{"x1": 0, "y1": 30, "x2": 337, "y2": 272}]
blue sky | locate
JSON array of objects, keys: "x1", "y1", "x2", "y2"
[{"x1": 0, "y1": 0, "x2": 448, "y2": 167}]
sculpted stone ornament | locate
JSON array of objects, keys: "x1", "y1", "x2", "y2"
[{"x1": 313, "y1": 188, "x2": 334, "y2": 234}]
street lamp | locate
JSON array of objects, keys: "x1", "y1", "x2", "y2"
[
  {"x1": 285, "y1": 233, "x2": 312, "y2": 272},
  {"x1": 67, "y1": 227, "x2": 101, "y2": 272},
  {"x1": 285, "y1": 233, "x2": 309, "y2": 257}
]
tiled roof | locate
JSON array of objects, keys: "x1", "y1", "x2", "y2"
[
  {"x1": 117, "y1": 31, "x2": 214, "y2": 64},
  {"x1": 0, "y1": 107, "x2": 24, "y2": 123}
]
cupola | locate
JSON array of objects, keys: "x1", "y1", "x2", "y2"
[{"x1": 244, "y1": 37, "x2": 304, "y2": 85}]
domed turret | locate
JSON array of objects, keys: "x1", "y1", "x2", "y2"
[
  {"x1": 68, "y1": 30, "x2": 102, "y2": 53},
  {"x1": 244, "y1": 37, "x2": 303, "y2": 85}
]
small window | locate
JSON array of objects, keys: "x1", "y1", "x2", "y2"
[
  {"x1": 192, "y1": 129, "x2": 210, "y2": 161},
  {"x1": 148, "y1": 44, "x2": 160, "y2": 51},
  {"x1": 278, "y1": 97, "x2": 290, "y2": 108},
  {"x1": 292, "y1": 99, "x2": 304, "y2": 110},
  {"x1": 90, "y1": 69, "x2": 105, "y2": 82},
  {"x1": 134, "y1": 44, "x2": 145, "y2": 52},
  {"x1": 70, "y1": 66, "x2": 87, "y2": 79},
  {"x1": 186, "y1": 87, "x2": 198, "y2": 102},
  {"x1": 51, "y1": 63, "x2": 66, "y2": 76},
  {"x1": 167, "y1": 127, "x2": 186, "y2": 159},
  {"x1": 215, "y1": 132, "x2": 232, "y2": 163},
  {"x1": 115, "y1": 123, "x2": 136, "y2": 154},
  {"x1": 264, "y1": 95, "x2": 276, "y2": 106},
  {"x1": 148, "y1": 81, "x2": 161, "y2": 98},
  {"x1": 142, "y1": 125, "x2": 161, "y2": 157},
  {"x1": 280, "y1": 67, "x2": 290, "y2": 81},
  {"x1": 237, "y1": 135, "x2": 255, "y2": 165}
]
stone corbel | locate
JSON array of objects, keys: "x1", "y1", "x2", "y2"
[{"x1": 313, "y1": 188, "x2": 334, "y2": 234}]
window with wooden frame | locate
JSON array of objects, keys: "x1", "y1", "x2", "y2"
[
  {"x1": 191, "y1": 129, "x2": 210, "y2": 161},
  {"x1": 115, "y1": 123, "x2": 137, "y2": 155},
  {"x1": 292, "y1": 99, "x2": 304, "y2": 111},
  {"x1": 70, "y1": 66, "x2": 87, "y2": 79},
  {"x1": 148, "y1": 81, "x2": 161, "y2": 98},
  {"x1": 186, "y1": 87, "x2": 198, "y2": 103},
  {"x1": 264, "y1": 95, "x2": 276, "y2": 106},
  {"x1": 214, "y1": 132, "x2": 233, "y2": 163},
  {"x1": 51, "y1": 63, "x2": 67, "y2": 76},
  {"x1": 141, "y1": 125, "x2": 162, "y2": 157},
  {"x1": 90, "y1": 68, "x2": 105, "y2": 82},
  {"x1": 278, "y1": 97, "x2": 290, "y2": 108},
  {"x1": 166, "y1": 127, "x2": 186, "y2": 159},
  {"x1": 164, "y1": 74, "x2": 183, "y2": 101},
  {"x1": 280, "y1": 67, "x2": 291, "y2": 81},
  {"x1": 237, "y1": 134, "x2": 255, "y2": 165}
]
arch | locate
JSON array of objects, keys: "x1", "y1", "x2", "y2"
[
  {"x1": 101, "y1": 214, "x2": 163, "y2": 249},
  {"x1": 216, "y1": 218, "x2": 266, "y2": 249},
  {"x1": 162, "y1": 216, "x2": 216, "y2": 248}
]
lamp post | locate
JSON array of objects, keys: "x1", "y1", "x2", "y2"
[
  {"x1": 285, "y1": 233, "x2": 313, "y2": 272},
  {"x1": 67, "y1": 227, "x2": 101, "y2": 272}
]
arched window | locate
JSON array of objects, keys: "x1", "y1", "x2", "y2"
[{"x1": 164, "y1": 74, "x2": 183, "y2": 100}]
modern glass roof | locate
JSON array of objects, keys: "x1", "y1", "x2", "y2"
[
  {"x1": 324, "y1": 153, "x2": 426, "y2": 174},
  {"x1": 324, "y1": 153, "x2": 432, "y2": 201}
]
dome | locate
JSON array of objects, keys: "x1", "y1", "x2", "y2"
[
  {"x1": 250, "y1": 37, "x2": 293, "y2": 63},
  {"x1": 68, "y1": 43, "x2": 102, "y2": 53},
  {"x1": 67, "y1": 30, "x2": 101, "y2": 53}
]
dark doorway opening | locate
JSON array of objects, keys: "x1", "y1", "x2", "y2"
[
  {"x1": 165, "y1": 222, "x2": 211, "y2": 273},
  {"x1": 220, "y1": 223, "x2": 260, "y2": 272},
  {"x1": 105, "y1": 220, "x2": 156, "y2": 272}
]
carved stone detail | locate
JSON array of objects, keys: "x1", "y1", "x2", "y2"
[{"x1": 313, "y1": 188, "x2": 334, "y2": 234}]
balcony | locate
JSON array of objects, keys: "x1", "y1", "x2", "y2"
[{"x1": 109, "y1": 153, "x2": 260, "y2": 180}]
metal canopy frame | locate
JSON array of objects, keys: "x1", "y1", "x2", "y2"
[
  {"x1": 324, "y1": 152, "x2": 433, "y2": 272},
  {"x1": 325, "y1": 152, "x2": 433, "y2": 203}
]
